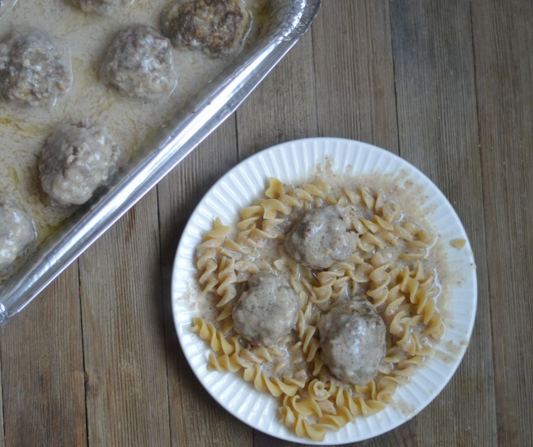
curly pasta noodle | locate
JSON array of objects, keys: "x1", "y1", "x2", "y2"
[
  {"x1": 190, "y1": 175, "x2": 447, "y2": 441},
  {"x1": 243, "y1": 365, "x2": 306, "y2": 397},
  {"x1": 296, "y1": 303, "x2": 322, "y2": 367},
  {"x1": 196, "y1": 218, "x2": 230, "y2": 295},
  {"x1": 279, "y1": 404, "x2": 329, "y2": 441},
  {"x1": 191, "y1": 317, "x2": 285, "y2": 373}
]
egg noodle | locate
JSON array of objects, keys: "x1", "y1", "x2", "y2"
[{"x1": 191, "y1": 177, "x2": 445, "y2": 441}]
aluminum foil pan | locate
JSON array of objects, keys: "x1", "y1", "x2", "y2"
[{"x1": 0, "y1": 0, "x2": 322, "y2": 326}]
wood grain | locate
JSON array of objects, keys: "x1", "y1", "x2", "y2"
[
  {"x1": 236, "y1": 32, "x2": 318, "y2": 160},
  {"x1": 389, "y1": 0, "x2": 497, "y2": 445},
  {"x1": 157, "y1": 118, "x2": 254, "y2": 447},
  {"x1": 0, "y1": 265, "x2": 86, "y2": 447},
  {"x1": 79, "y1": 191, "x2": 171, "y2": 447},
  {"x1": 0, "y1": 361, "x2": 3, "y2": 447},
  {"x1": 312, "y1": 0, "x2": 398, "y2": 152},
  {"x1": 1, "y1": 0, "x2": 533, "y2": 445},
  {"x1": 471, "y1": 0, "x2": 533, "y2": 445}
]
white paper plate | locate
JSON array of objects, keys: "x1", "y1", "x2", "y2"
[{"x1": 171, "y1": 138, "x2": 477, "y2": 444}]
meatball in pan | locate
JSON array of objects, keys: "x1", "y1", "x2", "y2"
[
  {"x1": 39, "y1": 121, "x2": 121, "y2": 206},
  {"x1": 71, "y1": 0, "x2": 132, "y2": 16},
  {"x1": 0, "y1": 31, "x2": 72, "y2": 107},
  {"x1": 102, "y1": 25, "x2": 176, "y2": 100},
  {"x1": 161, "y1": 0, "x2": 251, "y2": 55}
]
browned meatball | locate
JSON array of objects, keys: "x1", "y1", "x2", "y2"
[
  {"x1": 318, "y1": 299, "x2": 386, "y2": 385},
  {"x1": 284, "y1": 206, "x2": 356, "y2": 269},
  {"x1": 233, "y1": 272, "x2": 300, "y2": 347},
  {"x1": 161, "y1": 0, "x2": 251, "y2": 55},
  {"x1": 0, "y1": 31, "x2": 72, "y2": 107},
  {"x1": 71, "y1": 0, "x2": 131, "y2": 15},
  {"x1": 102, "y1": 25, "x2": 176, "y2": 99}
]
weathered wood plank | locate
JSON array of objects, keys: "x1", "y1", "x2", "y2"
[
  {"x1": 236, "y1": 32, "x2": 318, "y2": 160},
  {"x1": 158, "y1": 118, "x2": 254, "y2": 447},
  {"x1": 0, "y1": 265, "x2": 86, "y2": 447},
  {"x1": 389, "y1": 0, "x2": 497, "y2": 446},
  {"x1": 471, "y1": 0, "x2": 533, "y2": 445},
  {"x1": 79, "y1": 191, "x2": 171, "y2": 446},
  {"x1": 313, "y1": 0, "x2": 398, "y2": 152},
  {"x1": 0, "y1": 360, "x2": 4, "y2": 447}
]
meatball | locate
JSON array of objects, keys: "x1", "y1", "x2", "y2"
[
  {"x1": 102, "y1": 25, "x2": 176, "y2": 99},
  {"x1": 39, "y1": 121, "x2": 121, "y2": 206},
  {"x1": 0, "y1": 196, "x2": 37, "y2": 270},
  {"x1": 71, "y1": 0, "x2": 131, "y2": 16},
  {"x1": 0, "y1": 31, "x2": 72, "y2": 107},
  {"x1": 284, "y1": 206, "x2": 356, "y2": 269},
  {"x1": 233, "y1": 272, "x2": 300, "y2": 347},
  {"x1": 161, "y1": 0, "x2": 251, "y2": 55},
  {"x1": 318, "y1": 299, "x2": 386, "y2": 385}
]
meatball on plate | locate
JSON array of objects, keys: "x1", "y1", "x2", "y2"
[
  {"x1": 161, "y1": 0, "x2": 252, "y2": 55},
  {"x1": 319, "y1": 299, "x2": 386, "y2": 386},
  {"x1": 172, "y1": 138, "x2": 477, "y2": 443},
  {"x1": 233, "y1": 272, "x2": 299, "y2": 347},
  {"x1": 0, "y1": 31, "x2": 72, "y2": 107},
  {"x1": 285, "y1": 206, "x2": 356, "y2": 269}
]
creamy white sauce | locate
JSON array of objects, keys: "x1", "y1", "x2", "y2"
[{"x1": 0, "y1": 0, "x2": 265, "y2": 273}]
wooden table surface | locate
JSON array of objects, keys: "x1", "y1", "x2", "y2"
[{"x1": 1, "y1": 0, "x2": 532, "y2": 446}]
